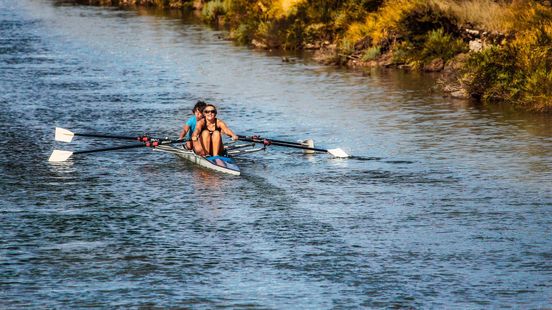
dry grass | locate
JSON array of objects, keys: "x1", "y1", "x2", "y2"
[
  {"x1": 431, "y1": 0, "x2": 552, "y2": 33},
  {"x1": 431, "y1": 0, "x2": 511, "y2": 32}
]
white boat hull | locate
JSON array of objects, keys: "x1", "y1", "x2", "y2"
[{"x1": 155, "y1": 145, "x2": 240, "y2": 176}]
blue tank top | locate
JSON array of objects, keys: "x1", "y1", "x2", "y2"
[{"x1": 184, "y1": 116, "x2": 197, "y2": 140}]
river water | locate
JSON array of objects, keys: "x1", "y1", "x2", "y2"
[{"x1": 1, "y1": 1, "x2": 551, "y2": 308}]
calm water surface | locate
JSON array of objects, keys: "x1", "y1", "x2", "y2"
[{"x1": 1, "y1": 1, "x2": 552, "y2": 308}]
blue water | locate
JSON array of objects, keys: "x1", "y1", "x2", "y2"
[{"x1": 1, "y1": 0, "x2": 551, "y2": 308}]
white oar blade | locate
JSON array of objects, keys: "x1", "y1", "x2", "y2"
[
  {"x1": 328, "y1": 148, "x2": 349, "y2": 158},
  {"x1": 55, "y1": 127, "x2": 74, "y2": 143},
  {"x1": 48, "y1": 150, "x2": 74, "y2": 162},
  {"x1": 301, "y1": 139, "x2": 315, "y2": 154}
]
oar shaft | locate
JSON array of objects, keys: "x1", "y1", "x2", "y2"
[
  {"x1": 57, "y1": 128, "x2": 172, "y2": 143},
  {"x1": 73, "y1": 138, "x2": 185, "y2": 155},
  {"x1": 75, "y1": 133, "x2": 140, "y2": 140},
  {"x1": 268, "y1": 141, "x2": 330, "y2": 153},
  {"x1": 73, "y1": 143, "x2": 147, "y2": 154},
  {"x1": 237, "y1": 135, "x2": 304, "y2": 146},
  {"x1": 238, "y1": 136, "x2": 330, "y2": 153}
]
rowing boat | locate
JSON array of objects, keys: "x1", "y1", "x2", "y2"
[
  {"x1": 49, "y1": 128, "x2": 349, "y2": 176},
  {"x1": 155, "y1": 144, "x2": 241, "y2": 176}
]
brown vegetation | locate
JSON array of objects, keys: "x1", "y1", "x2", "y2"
[{"x1": 68, "y1": 0, "x2": 552, "y2": 112}]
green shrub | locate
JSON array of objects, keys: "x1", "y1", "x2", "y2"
[
  {"x1": 339, "y1": 38, "x2": 356, "y2": 55},
  {"x1": 524, "y1": 68, "x2": 552, "y2": 107},
  {"x1": 303, "y1": 23, "x2": 327, "y2": 43},
  {"x1": 420, "y1": 28, "x2": 466, "y2": 61},
  {"x1": 461, "y1": 20, "x2": 552, "y2": 111},
  {"x1": 333, "y1": 0, "x2": 383, "y2": 29},
  {"x1": 400, "y1": 2, "x2": 459, "y2": 42},
  {"x1": 284, "y1": 19, "x2": 309, "y2": 49},
  {"x1": 392, "y1": 41, "x2": 415, "y2": 64},
  {"x1": 361, "y1": 46, "x2": 381, "y2": 61},
  {"x1": 229, "y1": 22, "x2": 257, "y2": 45},
  {"x1": 201, "y1": 0, "x2": 227, "y2": 24},
  {"x1": 463, "y1": 45, "x2": 523, "y2": 102}
]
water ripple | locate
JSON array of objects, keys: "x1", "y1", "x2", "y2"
[{"x1": 1, "y1": 0, "x2": 551, "y2": 308}]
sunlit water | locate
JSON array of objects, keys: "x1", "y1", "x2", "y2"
[{"x1": 1, "y1": 1, "x2": 551, "y2": 308}]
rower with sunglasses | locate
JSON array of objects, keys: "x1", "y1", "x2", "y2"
[{"x1": 191, "y1": 104, "x2": 239, "y2": 156}]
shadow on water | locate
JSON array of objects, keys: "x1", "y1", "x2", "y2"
[
  {"x1": 350, "y1": 155, "x2": 415, "y2": 164},
  {"x1": 349, "y1": 155, "x2": 383, "y2": 161}
]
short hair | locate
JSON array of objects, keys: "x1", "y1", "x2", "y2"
[{"x1": 193, "y1": 100, "x2": 207, "y2": 112}]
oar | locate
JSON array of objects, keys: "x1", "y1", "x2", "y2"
[
  {"x1": 238, "y1": 135, "x2": 349, "y2": 158},
  {"x1": 55, "y1": 127, "x2": 151, "y2": 143},
  {"x1": 237, "y1": 135, "x2": 305, "y2": 146},
  {"x1": 49, "y1": 138, "x2": 185, "y2": 162}
]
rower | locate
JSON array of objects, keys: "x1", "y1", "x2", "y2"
[
  {"x1": 191, "y1": 104, "x2": 238, "y2": 156},
  {"x1": 179, "y1": 100, "x2": 206, "y2": 150}
]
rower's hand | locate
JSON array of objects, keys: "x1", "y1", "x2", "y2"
[{"x1": 231, "y1": 135, "x2": 238, "y2": 141}]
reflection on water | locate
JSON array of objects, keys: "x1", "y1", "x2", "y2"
[{"x1": 1, "y1": 0, "x2": 551, "y2": 308}]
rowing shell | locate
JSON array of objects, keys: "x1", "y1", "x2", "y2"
[{"x1": 155, "y1": 145, "x2": 240, "y2": 176}]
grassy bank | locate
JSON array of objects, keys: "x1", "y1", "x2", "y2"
[
  {"x1": 76, "y1": 0, "x2": 552, "y2": 112},
  {"x1": 70, "y1": 0, "x2": 195, "y2": 9}
]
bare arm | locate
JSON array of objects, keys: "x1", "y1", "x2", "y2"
[
  {"x1": 191, "y1": 119, "x2": 204, "y2": 140},
  {"x1": 179, "y1": 124, "x2": 191, "y2": 140},
  {"x1": 219, "y1": 120, "x2": 238, "y2": 141},
  {"x1": 191, "y1": 119, "x2": 206, "y2": 155}
]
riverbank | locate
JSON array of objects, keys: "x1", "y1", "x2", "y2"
[{"x1": 68, "y1": 0, "x2": 552, "y2": 112}]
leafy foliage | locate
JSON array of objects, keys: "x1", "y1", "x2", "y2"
[
  {"x1": 462, "y1": 22, "x2": 552, "y2": 111},
  {"x1": 361, "y1": 46, "x2": 381, "y2": 61},
  {"x1": 97, "y1": 0, "x2": 552, "y2": 111},
  {"x1": 201, "y1": 0, "x2": 227, "y2": 24},
  {"x1": 420, "y1": 28, "x2": 466, "y2": 61}
]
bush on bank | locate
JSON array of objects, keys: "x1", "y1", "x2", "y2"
[
  {"x1": 74, "y1": 0, "x2": 552, "y2": 112},
  {"x1": 459, "y1": 2, "x2": 552, "y2": 111},
  {"x1": 76, "y1": 0, "x2": 194, "y2": 9},
  {"x1": 203, "y1": 0, "x2": 552, "y2": 112}
]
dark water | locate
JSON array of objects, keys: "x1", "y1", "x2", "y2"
[{"x1": 1, "y1": 1, "x2": 552, "y2": 308}]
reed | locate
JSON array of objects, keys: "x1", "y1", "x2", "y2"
[{"x1": 431, "y1": 0, "x2": 511, "y2": 32}]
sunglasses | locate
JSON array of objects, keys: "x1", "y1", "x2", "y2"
[{"x1": 204, "y1": 109, "x2": 217, "y2": 114}]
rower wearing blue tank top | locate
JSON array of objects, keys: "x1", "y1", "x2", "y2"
[{"x1": 179, "y1": 100, "x2": 207, "y2": 150}]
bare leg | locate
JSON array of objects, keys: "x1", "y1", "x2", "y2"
[
  {"x1": 211, "y1": 130, "x2": 223, "y2": 156},
  {"x1": 192, "y1": 138, "x2": 204, "y2": 156},
  {"x1": 193, "y1": 130, "x2": 209, "y2": 156},
  {"x1": 185, "y1": 140, "x2": 192, "y2": 150},
  {"x1": 200, "y1": 130, "x2": 212, "y2": 156}
]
